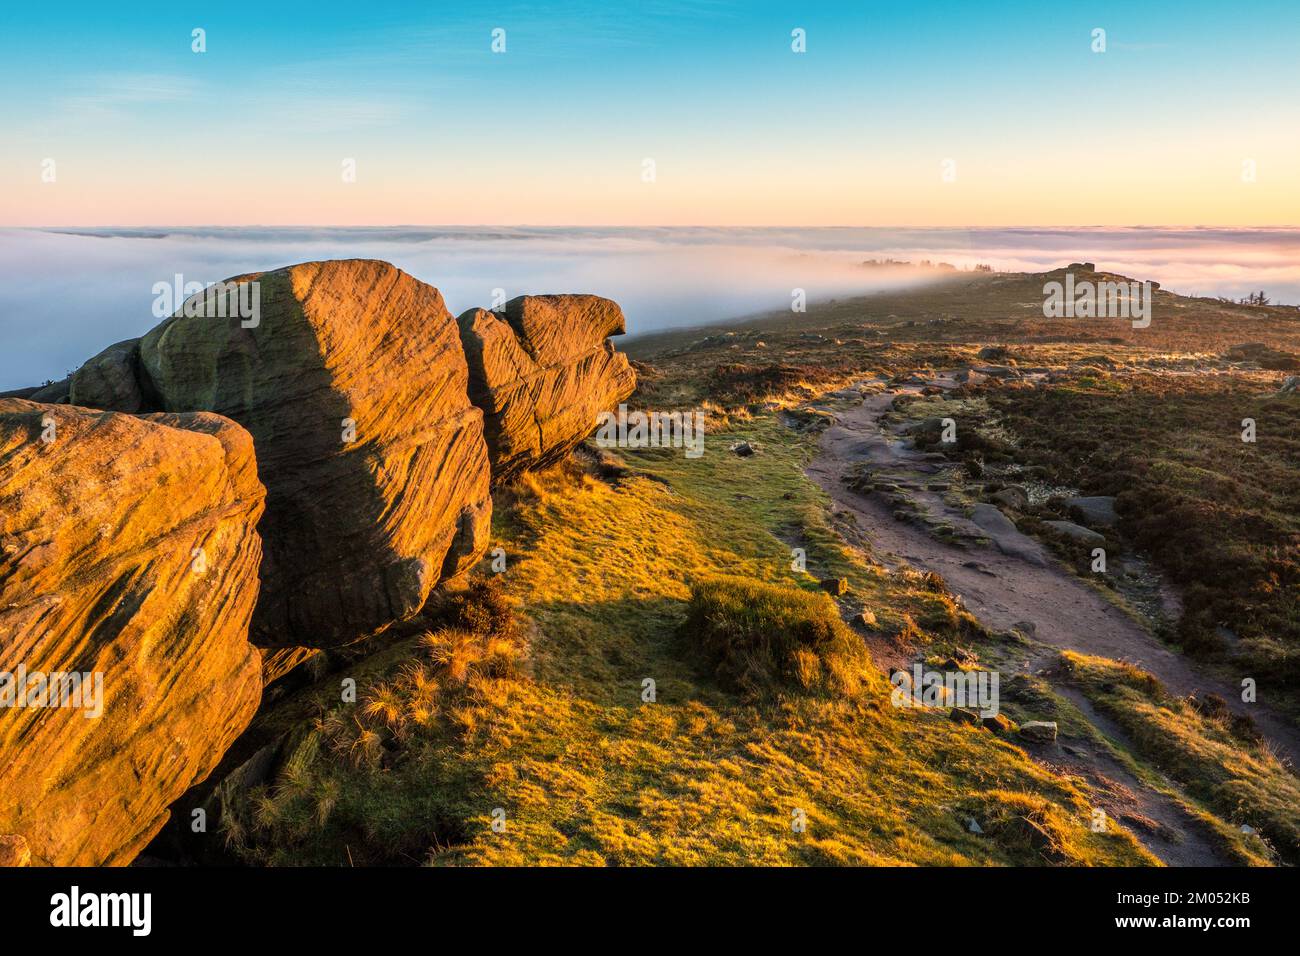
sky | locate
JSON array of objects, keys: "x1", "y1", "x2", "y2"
[{"x1": 2, "y1": 1, "x2": 1298, "y2": 227}]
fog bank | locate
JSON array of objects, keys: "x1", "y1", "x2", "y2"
[{"x1": 3, "y1": 226, "x2": 1298, "y2": 391}]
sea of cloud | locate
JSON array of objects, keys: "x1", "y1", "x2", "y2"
[{"x1": 2, "y1": 225, "x2": 1298, "y2": 391}]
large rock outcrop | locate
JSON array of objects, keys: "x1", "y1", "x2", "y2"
[
  {"x1": 458, "y1": 295, "x2": 637, "y2": 481},
  {"x1": 137, "y1": 260, "x2": 493, "y2": 647},
  {"x1": 0, "y1": 400, "x2": 264, "y2": 866},
  {"x1": 69, "y1": 337, "x2": 147, "y2": 412}
]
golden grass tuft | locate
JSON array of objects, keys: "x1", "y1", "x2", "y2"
[{"x1": 684, "y1": 575, "x2": 873, "y2": 700}]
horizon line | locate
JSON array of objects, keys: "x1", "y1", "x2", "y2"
[{"x1": 10, "y1": 223, "x2": 1300, "y2": 232}]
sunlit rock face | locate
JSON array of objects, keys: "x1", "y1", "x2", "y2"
[
  {"x1": 138, "y1": 260, "x2": 493, "y2": 648},
  {"x1": 0, "y1": 400, "x2": 265, "y2": 865},
  {"x1": 457, "y1": 294, "x2": 637, "y2": 482}
]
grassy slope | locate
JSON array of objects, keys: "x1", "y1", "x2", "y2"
[{"x1": 227, "y1": 404, "x2": 1155, "y2": 866}]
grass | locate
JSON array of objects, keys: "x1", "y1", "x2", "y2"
[
  {"x1": 216, "y1": 395, "x2": 1159, "y2": 867},
  {"x1": 1062, "y1": 650, "x2": 1299, "y2": 865},
  {"x1": 683, "y1": 575, "x2": 872, "y2": 700}
]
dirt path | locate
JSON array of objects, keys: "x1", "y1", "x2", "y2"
[{"x1": 804, "y1": 375, "x2": 1300, "y2": 865}]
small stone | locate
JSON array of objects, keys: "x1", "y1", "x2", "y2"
[
  {"x1": 1064, "y1": 496, "x2": 1118, "y2": 527},
  {"x1": 856, "y1": 609, "x2": 878, "y2": 628},
  {"x1": 982, "y1": 713, "x2": 1015, "y2": 734},
  {"x1": 967, "y1": 817, "x2": 984, "y2": 834},
  {"x1": 1044, "y1": 520, "x2": 1106, "y2": 548},
  {"x1": 1019, "y1": 720, "x2": 1058, "y2": 743},
  {"x1": 949, "y1": 707, "x2": 981, "y2": 727},
  {"x1": 990, "y1": 484, "x2": 1029, "y2": 510},
  {"x1": 730, "y1": 441, "x2": 756, "y2": 457},
  {"x1": 821, "y1": 577, "x2": 849, "y2": 596}
]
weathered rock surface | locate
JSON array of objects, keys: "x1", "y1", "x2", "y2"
[
  {"x1": 138, "y1": 260, "x2": 493, "y2": 647},
  {"x1": 1065, "y1": 495, "x2": 1118, "y2": 528},
  {"x1": 0, "y1": 386, "x2": 41, "y2": 400},
  {"x1": 457, "y1": 295, "x2": 636, "y2": 482},
  {"x1": 28, "y1": 379, "x2": 71, "y2": 403},
  {"x1": 0, "y1": 834, "x2": 30, "y2": 867},
  {"x1": 971, "y1": 502, "x2": 1020, "y2": 538},
  {"x1": 970, "y1": 503, "x2": 1047, "y2": 567},
  {"x1": 0, "y1": 400, "x2": 265, "y2": 865},
  {"x1": 990, "y1": 484, "x2": 1029, "y2": 510},
  {"x1": 1019, "y1": 720, "x2": 1059, "y2": 743},
  {"x1": 260, "y1": 646, "x2": 322, "y2": 686},
  {"x1": 1044, "y1": 519, "x2": 1107, "y2": 548},
  {"x1": 69, "y1": 338, "x2": 146, "y2": 413}
]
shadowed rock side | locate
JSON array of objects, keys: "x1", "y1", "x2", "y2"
[
  {"x1": 0, "y1": 400, "x2": 264, "y2": 866},
  {"x1": 70, "y1": 337, "x2": 147, "y2": 413},
  {"x1": 138, "y1": 260, "x2": 493, "y2": 648},
  {"x1": 457, "y1": 295, "x2": 637, "y2": 481}
]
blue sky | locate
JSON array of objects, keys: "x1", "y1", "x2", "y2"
[{"x1": 1, "y1": 1, "x2": 1297, "y2": 225}]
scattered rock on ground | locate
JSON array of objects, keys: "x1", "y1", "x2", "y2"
[
  {"x1": 982, "y1": 713, "x2": 1016, "y2": 734},
  {"x1": 1065, "y1": 495, "x2": 1118, "y2": 527},
  {"x1": 973, "y1": 365, "x2": 1018, "y2": 378},
  {"x1": 1044, "y1": 520, "x2": 1106, "y2": 548},
  {"x1": 1019, "y1": 721, "x2": 1059, "y2": 743},
  {"x1": 990, "y1": 484, "x2": 1029, "y2": 510},
  {"x1": 971, "y1": 502, "x2": 1019, "y2": 537}
]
